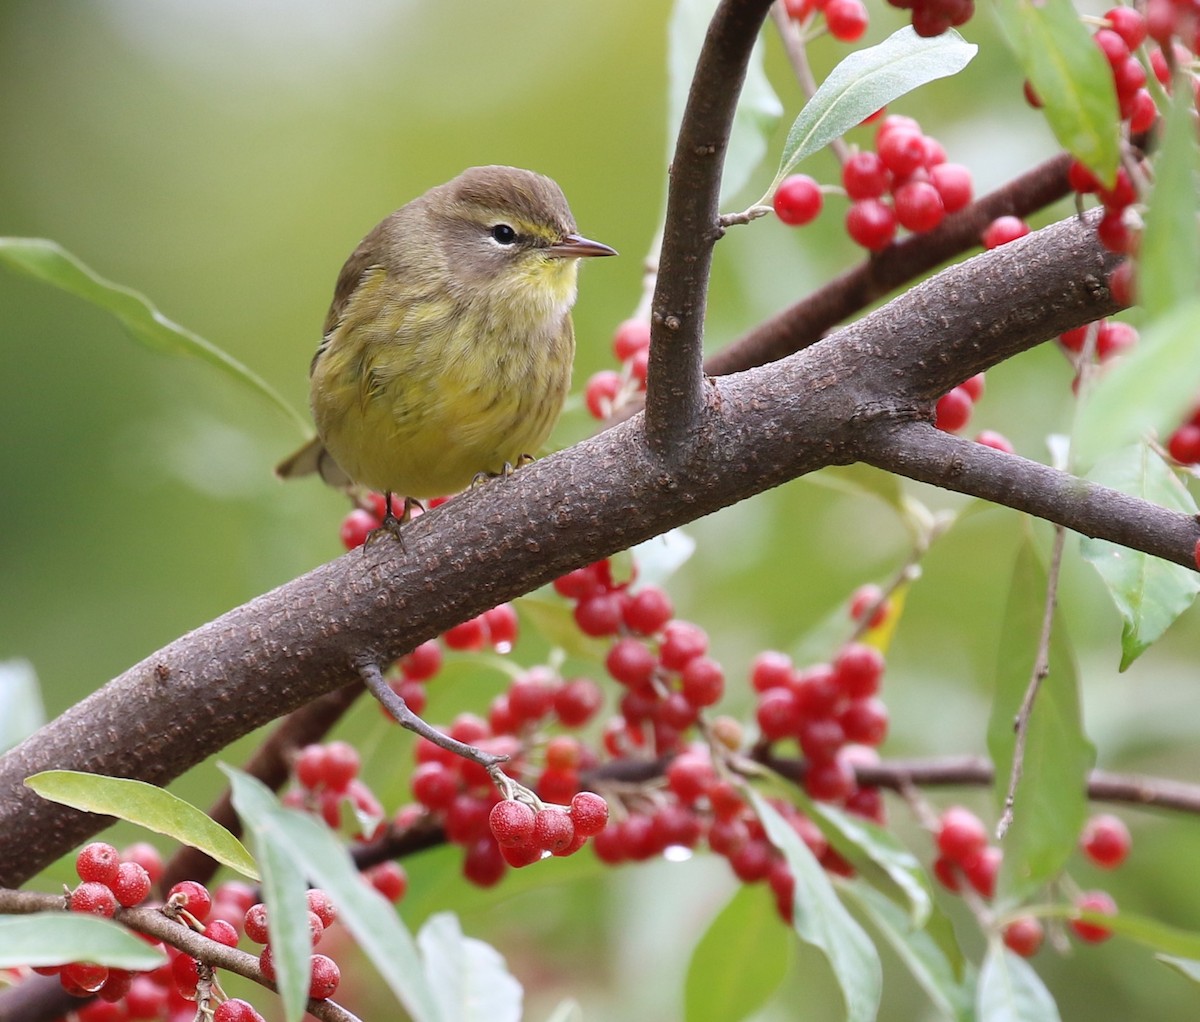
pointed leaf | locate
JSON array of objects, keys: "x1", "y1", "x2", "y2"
[
  {"x1": 25, "y1": 770, "x2": 258, "y2": 880},
  {"x1": 0, "y1": 914, "x2": 168, "y2": 969},
  {"x1": 802, "y1": 798, "x2": 932, "y2": 927},
  {"x1": 684, "y1": 885, "x2": 789, "y2": 1022},
  {"x1": 1080, "y1": 447, "x2": 1200, "y2": 668},
  {"x1": 749, "y1": 791, "x2": 882, "y2": 1022},
  {"x1": 1137, "y1": 88, "x2": 1200, "y2": 320},
  {"x1": 1158, "y1": 955, "x2": 1200, "y2": 986},
  {"x1": 842, "y1": 882, "x2": 970, "y2": 1022},
  {"x1": 769, "y1": 28, "x2": 976, "y2": 192},
  {"x1": 0, "y1": 238, "x2": 306, "y2": 432},
  {"x1": 992, "y1": 0, "x2": 1120, "y2": 185},
  {"x1": 0, "y1": 659, "x2": 44, "y2": 755},
  {"x1": 222, "y1": 766, "x2": 443, "y2": 1022},
  {"x1": 418, "y1": 912, "x2": 523, "y2": 1022},
  {"x1": 977, "y1": 942, "x2": 1062, "y2": 1022},
  {"x1": 226, "y1": 769, "x2": 321, "y2": 1022},
  {"x1": 986, "y1": 539, "x2": 1094, "y2": 902},
  {"x1": 1074, "y1": 301, "x2": 1200, "y2": 469},
  {"x1": 668, "y1": 0, "x2": 783, "y2": 202}
]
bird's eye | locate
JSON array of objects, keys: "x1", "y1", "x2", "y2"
[{"x1": 490, "y1": 223, "x2": 517, "y2": 245}]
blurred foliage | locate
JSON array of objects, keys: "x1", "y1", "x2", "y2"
[{"x1": 2, "y1": 2, "x2": 1199, "y2": 1020}]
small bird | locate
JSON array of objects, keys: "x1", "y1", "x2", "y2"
[{"x1": 276, "y1": 165, "x2": 615, "y2": 530}]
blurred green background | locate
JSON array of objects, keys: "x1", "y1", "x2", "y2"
[{"x1": 2, "y1": 1, "x2": 1198, "y2": 1019}]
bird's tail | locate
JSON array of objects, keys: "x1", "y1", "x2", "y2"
[{"x1": 275, "y1": 437, "x2": 353, "y2": 488}]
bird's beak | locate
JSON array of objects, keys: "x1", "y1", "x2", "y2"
[{"x1": 549, "y1": 233, "x2": 618, "y2": 259}]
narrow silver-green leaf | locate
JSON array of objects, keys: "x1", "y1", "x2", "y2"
[
  {"x1": 1137, "y1": 87, "x2": 1200, "y2": 320},
  {"x1": 977, "y1": 942, "x2": 1062, "y2": 1022},
  {"x1": 1074, "y1": 300, "x2": 1200, "y2": 468},
  {"x1": 543, "y1": 1000, "x2": 584, "y2": 1022},
  {"x1": 992, "y1": 0, "x2": 1120, "y2": 184},
  {"x1": 418, "y1": 912, "x2": 523, "y2": 1022},
  {"x1": 749, "y1": 791, "x2": 882, "y2": 1022},
  {"x1": 986, "y1": 539, "x2": 1094, "y2": 902},
  {"x1": 0, "y1": 238, "x2": 306, "y2": 432},
  {"x1": 1081, "y1": 447, "x2": 1200, "y2": 669},
  {"x1": 0, "y1": 914, "x2": 168, "y2": 969},
  {"x1": 684, "y1": 885, "x2": 789, "y2": 1022},
  {"x1": 668, "y1": 0, "x2": 783, "y2": 203},
  {"x1": 1158, "y1": 955, "x2": 1200, "y2": 986},
  {"x1": 842, "y1": 882, "x2": 970, "y2": 1022},
  {"x1": 803, "y1": 798, "x2": 933, "y2": 927},
  {"x1": 25, "y1": 770, "x2": 258, "y2": 880},
  {"x1": 221, "y1": 766, "x2": 444, "y2": 1022},
  {"x1": 769, "y1": 28, "x2": 976, "y2": 192},
  {"x1": 226, "y1": 769, "x2": 318, "y2": 1022},
  {"x1": 0, "y1": 659, "x2": 44, "y2": 755}
]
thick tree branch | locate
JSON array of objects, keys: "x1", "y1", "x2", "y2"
[
  {"x1": 2, "y1": 212, "x2": 1194, "y2": 888},
  {"x1": 646, "y1": 0, "x2": 775, "y2": 449}
]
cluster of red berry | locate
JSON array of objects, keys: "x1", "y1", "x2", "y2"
[
  {"x1": 932, "y1": 371, "x2": 1015, "y2": 453},
  {"x1": 774, "y1": 114, "x2": 978, "y2": 252},
  {"x1": 37, "y1": 840, "x2": 343, "y2": 1021},
  {"x1": 584, "y1": 318, "x2": 650, "y2": 421},
  {"x1": 782, "y1": 0, "x2": 870, "y2": 43},
  {"x1": 931, "y1": 806, "x2": 1130, "y2": 956}
]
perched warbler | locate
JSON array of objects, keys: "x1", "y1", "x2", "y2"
[{"x1": 276, "y1": 165, "x2": 615, "y2": 527}]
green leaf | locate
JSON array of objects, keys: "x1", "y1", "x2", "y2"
[
  {"x1": 225, "y1": 770, "x2": 314, "y2": 1022},
  {"x1": 684, "y1": 885, "x2": 789, "y2": 1022},
  {"x1": 992, "y1": 0, "x2": 1120, "y2": 185},
  {"x1": 1137, "y1": 87, "x2": 1200, "y2": 320},
  {"x1": 842, "y1": 882, "x2": 970, "y2": 1022},
  {"x1": 986, "y1": 538, "x2": 1094, "y2": 903},
  {"x1": 222, "y1": 766, "x2": 444, "y2": 1022},
  {"x1": 802, "y1": 798, "x2": 933, "y2": 927},
  {"x1": 418, "y1": 912, "x2": 523, "y2": 1022},
  {"x1": 543, "y1": 1001, "x2": 584, "y2": 1022},
  {"x1": 517, "y1": 594, "x2": 610, "y2": 661},
  {"x1": 1158, "y1": 955, "x2": 1200, "y2": 986},
  {"x1": 0, "y1": 659, "x2": 44, "y2": 755},
  {"x1": 749, "y1": 791, "x2": 882, "y2": 1022},
  {"x1": 0, "y1": 237, "x2": 306, "y2": 432},
  {"x1": 668, "y1": 0, "x2": 783, "y2": 203},
  {"x1": 977, "y1": 942, "x2": 1061, "y2": 1022},
  {"x1": 768, "y1": 28, "x2": 976, "y2": 193},
  {"x1": 1073, "y1": 300, "x2": 1200, "y2": 468},
  {"x1": 0, "y1": 914, "x2": 168, "y2": 969},
  {"x1": 1080, "y1": 447, "x2": 1200, "y2": 668},
  {"x1": 25, "y1": 770, "x2": 258, "y2": 880}
]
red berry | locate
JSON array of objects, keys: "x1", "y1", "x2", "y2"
[
  {"x1": 1081, "y1": 813, "x2": 1132, "y2": 868},
  {"x1": 570, "y1": 791, "x2": 610, "y2": 836},
  {"x1": 307, "y1": 888, "x2": 337, "y2": 928},
  {"x1": 773, "y1": 174, "x2": 824, "y2": 226},
  {"x1": 63, "y1": 961, "x2": 109, "y2": 994},
  {"x1": 70, "y1": 881, "x2": 118, "y2": 918},
  {"x1": 309, "y1": 954, "x2": 340, "y2": 1000},
  {"x1": 981, "y1": 215, "x2": 1029, "y2": 249},
  {"x1": 508, "y1": 667, "x2": 559, "y2": 721},
  {"x1": 791, "y1": 664, "x2": 843, "y2": 719},
  {"x1": 1128, "y1": 88, "x2": 1157, "y2": 133},
  {"x1": 169, "y1": 880, "x2": 212, "y2": 922},
  {"x1": 554, "y1": 677, "x2": 604, "y2": 727},
  {"x1": 849, "y1": 585, "x2": 891, "y2": 628},
  {"x1": 845, "y1": 786, "x2": 886, "y2": 823},
  {"x1": 840, "y1": 697, "x2": 889, "y2": 745},
  {"x1": 489, "y1": 800, "x2": 537, "y2": 847},
  {"x1": 962, "y1": 845, "x2": 1001, "y2": 898},
  {"x1": 1096, "y1": 320, "x2": 1138, "y2": 360},
  {"x1": 1003, "y1": 916, "x2": 1045, "y2": 957},
  {"x1": 751, "y1": 650, "x2": 793, "y2": 691},
  {"x1": 75, "y1": 842, "x2": 120, "y2": 886},
  {"x1": 1108, "y1": 260, "x2": 1135, "y2": 306},
  {"x1": 846, "y1": 198, "x2": 897, "y2": 251},
  {"x1": 799, "y1": 717, "x2": 846, "y2": 762},
  {"x1": 756, "y1": 687, "x2": 801, "y2": 741},
  {"x1": 411, "y1": 761, "x2": 459, "y2": 811},
  {"x1": 666, "y1": 751, "x2": 716, "y2": 804},
  {"x1": 400, "y1": 639, "x2": 443, "y2": 681},
  {"x1": 295, "y1": 743, "x2": 327, "y2": 790},
  {"x1": 622, "y1": 585, "x2": 674, "y2": 635},
  {"x1": 443, "y1": 614, "x2": 488, "y2": 651},
  {"x1": 244, "y1": 903, "x2": 270, "y2": 944},
  {"x1": 825, "y1": 0, "x2": 869, "y2": 40},
  {"x1": 1098, "y1": 168, "x2": 1136, "y2": 211},
  {"x1": 366, "y1": 861, "x2": 408, "y2": 902},
  {"x1": 894, "y1": 180, "x2": 945, "y2": 232},
  {"x1": 975, "y1": 430, "x2": 1015, "y2": 453},
  {"x1": 606, "y1": 636, "x2": 658, "y2": 689},
  {"x1": 932, "y1": 854, "x2": 961, "y2": 891},
  {"x1": 804, "y1": 755, "x2": 855, "y2": 801},
  {"x1": 205, "y1": 918, "x2": 240, "y2": 948},
  {"x1": 834, "y1": 643, "x2": 885, "y2": 698},
  {"x1": 483, "y1": 603, "x2": 519, "y2": 652},
  {"x1": 930, "y1": 162, "x2": 973, "y2": 212},
  {"x1": 463, "y1": 837, "x2": 509, "y2": 886},
  {"x1": 532, "y1": 808, "x2": 576, "y2": 853},
  {"x1": 681, "y1": 656, "x2": 725, "y2": 707},
  {"x1": 935, "y1": 386, "x2": 973, "y2": 432},
  {"x1": 1070, "y1": 890, "x2": 1117, "y2": 942},
  {"x1": 215, "y1": 999, "x2": 267, "y2": 1022},
  {"x1": 842, "y1": 151, "x2": 890, "y2": 200},
  {"x1": 659, "y1": 621, "x2": 708, "y2": 670},
  {"x1": 1105, "y1": 6, "x2": 1147, "y2": 48},
  {"x1": 321, "y1": 740, "x2": 360, "y2": 792},
  {"x1": 937, "y1": 806, "x2": 989, "y2": 864},
  {"x1": 339, "y1": 508, "x2": 378, "y2": 550},
  {"x1": 574, "y1": 592, "x2": 625, "y2": 637},
  {"x1": 585, "y1": 370, "x2": 623, "y2": 419},
  {"x1": 109, "y1": 861, "x2": 151, "y2": 908},
  {"x1": 172, "y1": 953, "x2": 200, "y2": 997},
  {"x1": 1170, "y1": 424, "x2": 1200, "y2": 465},
  {"x1": 878, "y1": 129, "x2": 927, "y2": 177},
  {"x1": 958, "y1": 372, "x2": 985, "y2": 401},
  {"x1": 613, "y1": 318, "x2": 652, "y2": 361}
]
